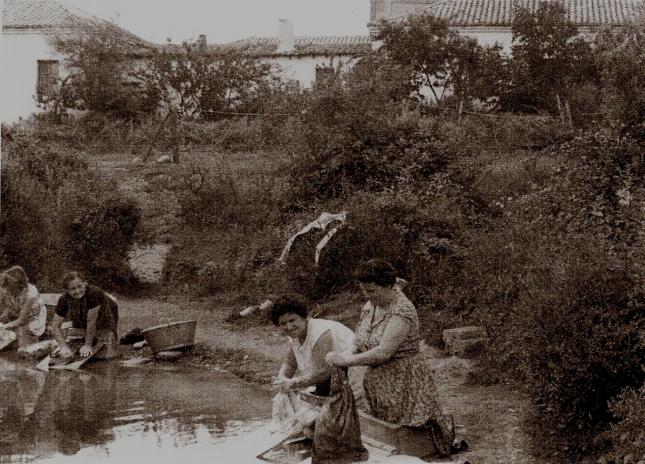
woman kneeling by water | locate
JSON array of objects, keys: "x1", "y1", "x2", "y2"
[
  {"x1": 326, "y1": 259, "x2": 459, "y2": 456},
  {"x1": 51, "y1": 271, "x2": 120, "y2": 359},
  {"x1": 0, "y1": 266, "x2": 47, "y2": 348},
  {"x1": 268, "y1": 294, "x2": 362, "y2": 435}
]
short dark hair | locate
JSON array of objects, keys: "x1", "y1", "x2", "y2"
[
  {"x1": 354, "y1": 259, "x2": 397, "y2": 287},
  {"x1": 268, "y1": 294, "x2": 310, "y2": 326},
  {"x1": 61, "y1": 271, "x2": 85, "y2": 291}
]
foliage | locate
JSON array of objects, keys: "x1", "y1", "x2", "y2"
[
  {"x1": 48, "y1": 21, "x2": 160, "y2": 118},
  {"x1": 377, "y1": 13, "x2": 506, "y2": 106},
  {"x1": 139, "y1": 37, "x2": 275, "y2": 119},
  {"x1": 288, "y1": 51, "x2": 421, "y2": 203},
  {"x1": 601, "y1": 385, "x2": 645, "y2": 463},
  {"x1": 0, "y1": 130, "x2": 140, "y2": 288},
  {"x1": 594, "y1": 24, "x2": 645, "y2": 138},
  {"x1": 501, "y1": 2, "x2": 598, "y2": 113},
  {"x1": 461, "y1": 129, "x2": 644, "y2": 460},
  {"x1": 67, "y1": 193, "x2": 141, "y2": 287},
  {"x1": 177, "y1": 159, "x2": 281, "y2": 231}
]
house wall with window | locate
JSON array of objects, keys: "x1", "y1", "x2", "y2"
[
  {"x1": 0, "y1": 31, "x2": 64, "y2": 122},
  {"x1": 229, "y1": 20, "x2": 371, "y2": 89},
  {"x1": 264, "y1": 54, "x2": 361, "y2": 88},
  {"x1": 369, "y1": 0, "x2": 644, "y2": 53}
]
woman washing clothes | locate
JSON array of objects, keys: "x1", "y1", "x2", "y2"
[
  {"x1": 268, "y1": 294, "x2": 364, "y2": 435},
  {"x1": 51, "y1": 271, "x2": 120, "y2": 359},
  {"x1": 326, "y1": 259, "x2": 461, "y2": 456},
  {"x1": 0, "y1": 266, "x2": 47, "y2": 348}
]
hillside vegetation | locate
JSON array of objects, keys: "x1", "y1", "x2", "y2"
[{"x1": 1, "y1": 4, "x2": 643, "y2": 463}]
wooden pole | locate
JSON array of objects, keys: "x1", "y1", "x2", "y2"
[
  {"x1": 564, "y1": 100, "x2": 573, "y2": 128},
  {"x1": 556, "y1": 94, "x2": 566, "y2": 124}
]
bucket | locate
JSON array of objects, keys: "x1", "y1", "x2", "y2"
[{"x1": 141, "y1": 320, "x2": 197, "y2": 354}]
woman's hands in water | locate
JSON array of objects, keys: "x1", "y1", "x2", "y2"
[
  {"x1": 272, "y1": 376, "x2": 297, "y2": 393},
  {"x1": 57, "y1": 344, "x2": 74, "y2": 358},
  {"x1": 79, "y1": 344, "x2": 93, "y2": 357}
]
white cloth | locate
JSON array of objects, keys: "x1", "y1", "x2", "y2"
[
  {"x1": 272, "y1": 391, "x2": 319, "y2": 436},
  {"x1": 278, "y1": 212, "x2": 347, "y2": 264}
]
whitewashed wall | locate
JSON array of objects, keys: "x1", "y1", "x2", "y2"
[
  {"x1": 457, "y1": 28, "x2": 513, "y2": 52},
  {"x1": 0, "y1": 31, "x2": 63, "y2": 122},
  {"x1": 265, "y1": 54, "x2": 361, "y2": 88}
]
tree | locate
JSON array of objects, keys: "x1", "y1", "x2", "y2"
[
  {"x1": 376, "y1": 13, "x2": 506, "y2": 107},
  {"x1": 594, "y1": 24, "x2": 645, "y2": 138},
  {"x1": 139, "y1": 37, "x2": 275, "y2": 119},
  {"x1": 502, "y1": 1, "x2": 597, "y2": 115},
  {"x1": 49, "y1": 20, "x2": 160, "y2": 118}
]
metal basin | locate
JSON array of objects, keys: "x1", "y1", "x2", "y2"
[{"x1": 141, "y1": 320, "x2": 197, "y2": 353}]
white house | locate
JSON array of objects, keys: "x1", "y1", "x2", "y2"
[
  {"x1": 1, "y1": 0, "x2": 149, "y2": 123},
  {"x1": 229, "y1": 19, "x2": 371, "y2": 88},
  {"x1": 369, "y1": 0, "x2": 645, "y2": 51}
]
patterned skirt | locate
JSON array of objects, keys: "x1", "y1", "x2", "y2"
[{"x1": 363, "y1": 351, "x2": 454, "y2": 455}]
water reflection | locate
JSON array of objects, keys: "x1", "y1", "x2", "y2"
[{"x1": 0, "y1": 356, "x2": 272, "y2": 462}]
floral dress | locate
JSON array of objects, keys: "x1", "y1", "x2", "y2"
[{"x1": 355, "y1": 287, "x2": 454, "y2": 455}]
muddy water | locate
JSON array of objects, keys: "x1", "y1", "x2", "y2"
[{"x1": 0, "y1": 356, "x2": 276, "y2": 463}]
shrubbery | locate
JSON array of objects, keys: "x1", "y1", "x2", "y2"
[
  {"x1": 48, "y1": 22, "x2": 160, "y2": 119},
  {"x1": 0, "y1": 128, "x2": 140, "y2": 288},
  {"x1": 601, "y1": 385, "x2": 645, "y2": 463},
  {"x1": 6, "y1": 3, "x2": 644, "y2": 462}
]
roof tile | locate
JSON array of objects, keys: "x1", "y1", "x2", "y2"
[
  {"x1": 2, "y1": 0, "x2": 97, "y2": 29},
  {"x1": 386, "y1": 0, "x2": 644, "y2": 26},
  {"x1": 228, "y1": 35, "x2": 372, "y2": 56}
]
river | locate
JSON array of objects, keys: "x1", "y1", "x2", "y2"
[{"x1": 0, "y1": 355, "x2": 279, "y2": 463}]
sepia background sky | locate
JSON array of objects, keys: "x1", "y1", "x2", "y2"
[{"x1": 64, "y1": 0, "x2": 371, "y2": 44}]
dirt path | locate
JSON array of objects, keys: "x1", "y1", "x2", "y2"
[{"x1": 118, "y1": 294, "x2": 540, "y2": 464}]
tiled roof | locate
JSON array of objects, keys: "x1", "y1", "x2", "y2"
[
  {"x1": 228, "y1": 36, "x2": 372, "y2": 56},
  {"x1": 2, "y1": 0, "x2": 97, "y2": 29},
  {"x1": 3, "y1": 0, "x2": 152, "y2": 53},
  {"x1": 380, "y1": 0, "x2": 645, "y2": 27}
]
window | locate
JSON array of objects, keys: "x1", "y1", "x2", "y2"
[
  {"x1": 37, "y1": 60, "x2": 60, "y2": 102},
  {"x1": 315, "y1": 65, "x2": 334, "y2": 85}
]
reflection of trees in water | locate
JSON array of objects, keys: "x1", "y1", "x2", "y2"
[
  {"x1": 0, "y1": 366, "x2": 46, "y2": 457},
  {"x1": 1, "y1": 362, "x2": 250, "y2": 459},
  {"x1": 137, "y1": 404, "x2": 226, "y2": 448},
  {"x1": 0, "y1": 379, "x2": 25, "y2": 455},
  {"x1": 30, "y1": 365, "x2": 119, "y2": 457}
]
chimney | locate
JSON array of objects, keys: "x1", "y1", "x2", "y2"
[{"x1": 277, "y1": 19, "x2": 295, "y2": 53}]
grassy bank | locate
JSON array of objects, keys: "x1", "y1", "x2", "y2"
[{"x1": 2, "y1": 108, "x2": 643, "y2": 464}]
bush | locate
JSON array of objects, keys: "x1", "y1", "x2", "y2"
[
  {"x1": 66, "y1": 194, "x2": 140, "y2": 287},
  {"x1": 456, "y1": 129, "x2": 644, "y2": 460},
  {"x1": 594, "y1": 24, "x2": 645, "y2": 139},
  {"x1": 0, "y1": 129, "x2": 140, "y2": 288},
  {"x1": 601, "y1": 385, "x2": 645, "y2": 463},
  {"x1": 48, "y1": 22, "x2": 160, "y2": 118}
]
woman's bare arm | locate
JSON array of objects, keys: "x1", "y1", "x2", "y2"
[{"x1": 329, "y1": 315, "x2": 411, "y2": 367}]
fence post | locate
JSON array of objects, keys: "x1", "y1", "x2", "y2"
[{"x1": 556, "y1": 94, "x2": 566, "y2": 125}]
